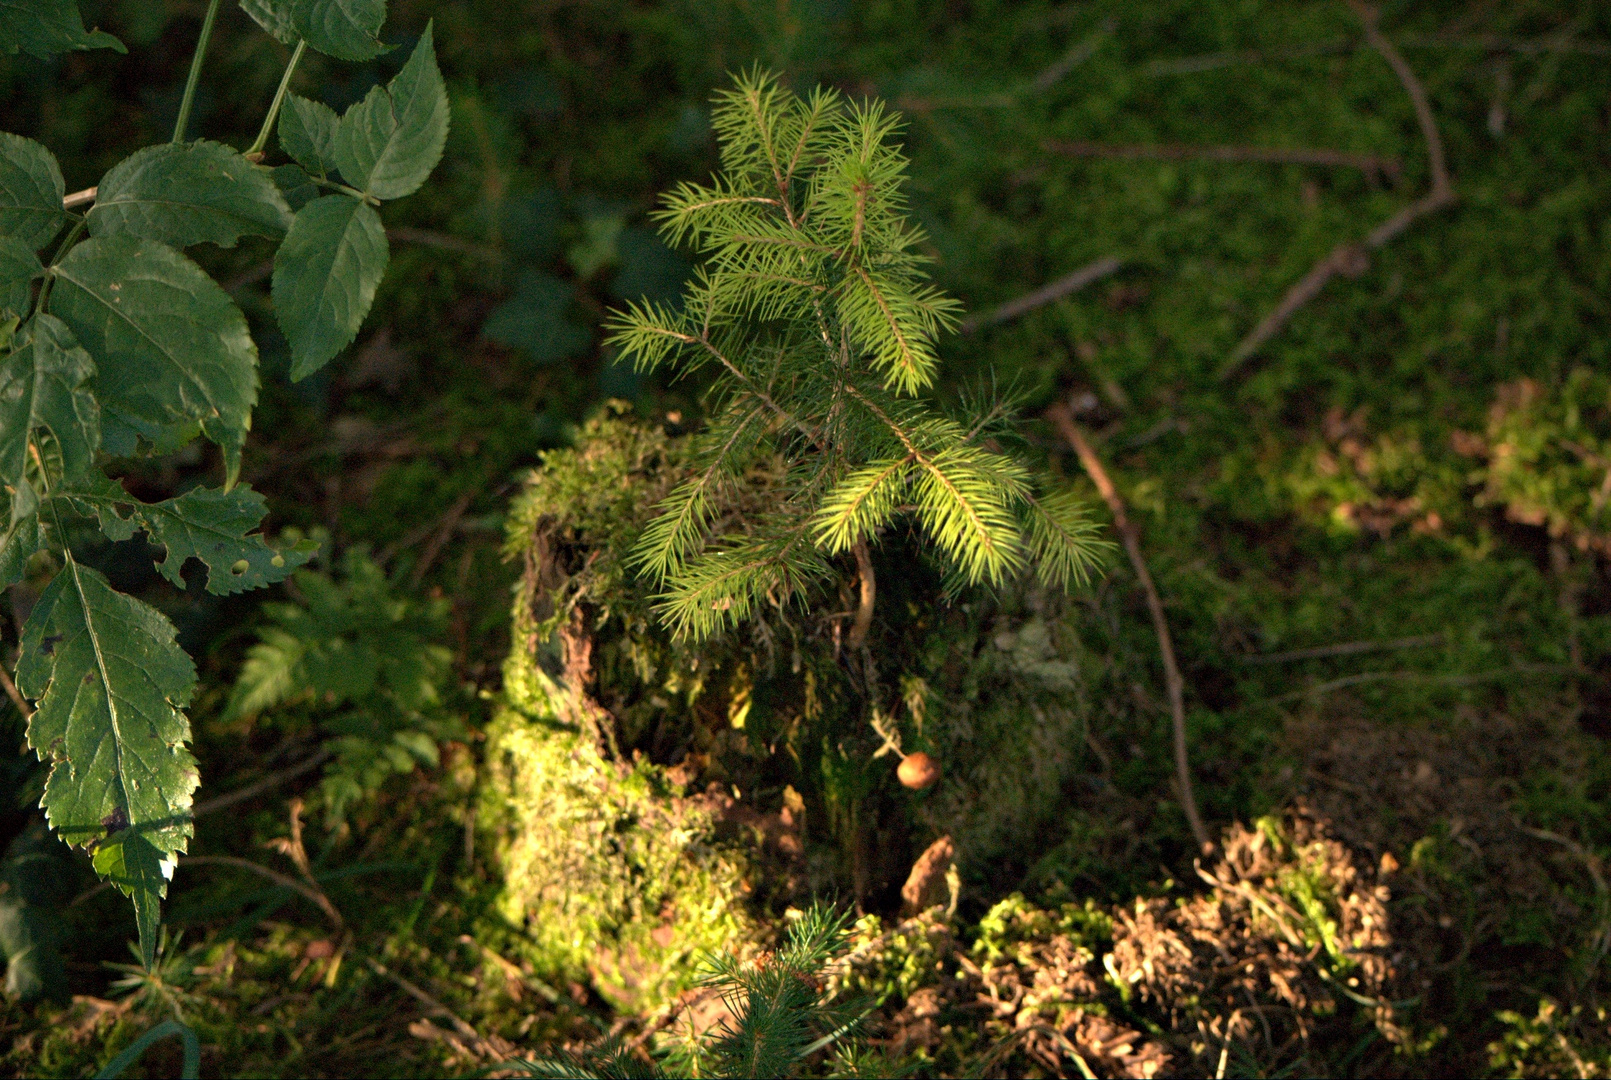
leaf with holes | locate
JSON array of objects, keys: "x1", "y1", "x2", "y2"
[
  {"x1": 0, "y1": 236, "x2": 40, "y2": 316},
  {"x1": 62, "y1": 473, "x2": 318, "y2": 595},
  {"x1": 0, "y1": 133, "x2": 66, "y2": 250},
  {"x1": 272, "y1": 194, "x2": 387, "y2": 379},
  {"x1": 0, "y1": 314, "x2": 99, "y2": 525},
  {"x1": 332, "y1": 23, "x2": 448, "y2": 200},
  {"x1": 293, "y1": 0, "x2": 386, "y2": 62},
  {"x1": 279, "y1": 95, "x2": 342, "y2": 178},
  {"x1": 0, "y1": 0, "x2": 123, "y2": 60},
  {"x1": 87, "y1": 141, "x2": 292, "y2": 249},
  {"x1": 47, "y1": 235, "x2": 257, "y2": 478},
  {"x1": 18, "y1": 562, "x2": 198, "y2": 968}
]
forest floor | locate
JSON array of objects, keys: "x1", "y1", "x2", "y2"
[{"x1": 5, "y1": 0, "x2": 1611, "y2": 1076}]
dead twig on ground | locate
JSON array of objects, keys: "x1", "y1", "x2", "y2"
[
  {"x1": 960, "y1": 256, "x2": 1124, "y2": 333},
  {"x1": 1241, "y1": 633, "x2": 1442, "y2": 665},
  {"x1": 898, "y1": 19, "x2": 1114, "y2": 113},
  {"x1": 1045, "y1": 140, "x2": 1402, "y2": 183},
  {"x1": 1220, "y1": 1, "x2": 1455, "y2": 379},
  {"x1": 1142, "y1": 33, "x2": 1611, "y2": 79},
  {"x1": 1047, "y1": 402, "x2": 1212, "y2": 853},
  {"x1": 410, "y1": 489, "x2": 478, "y2": 586},
  {"x1": 1253, "y1": 663, "x2": 1570, "y2": 706},
  {"x1": 180, "y1": 855, "x2": 344, "y2": 929},
  {"x1": 386, "y1": 227, "x2": 506, "y2": 262},
  {"x1": 190, "y1": 748, "x2": 333, "y2": 817},
  {"x1": 1032, "y1": 17, "x2": 1115, "y2": 92},
  {"x1": 367, "y1": 957, "x2": 511, "y2": 1062}
]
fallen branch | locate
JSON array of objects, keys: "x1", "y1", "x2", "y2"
[
  {"x1": 1254, "y1": 663, "x2": 1569, "y2": 705},
  {"x1": 1047, "y1": 402, "x2": 1212, "y2": 853},
  {"x1": 1141, "y1": 33, "x2": 1611, "y2": 79},
  {"x1": 179, "y1": 855, "x2": 344, "y2": 929},
  {"x1": 410, "y1": 488, "x2": 477, "y2": 586},
  {"x1": 626, "y1": 990, "x2": 712, "y2": 1053},
  {"x1": 190, "y1": 748, "x2": 332, "y2": 817},
  {"x1": 960, "y1": 256, "x2": 1124, "y2": 332},
  {"x1": 1031, "y1": 17, "x2": 1115, "y2": 92},
  {"x1": 1240, "y1": 633, "x2": 1442, "y2": 665},
  {"x1": 367, "y1": 957, "x2": 510, "y2": 1062},
  {"x1": 1220, "y1": 0, "x2": 1454, "y2": 379},
  {"x1": 1045, "y1": 140, "x2": 1401, "y2": 182},
  {"x1": 386, "y1": 227, "x2": 505, "y2": 262}
]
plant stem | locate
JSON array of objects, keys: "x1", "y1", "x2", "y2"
[
  {"x1": 309, "y1": 175, "x2": 374, "y2": 202},
  {"x1": 172, "y1": 0, "x2": 224, "y2": 144},
  {"x1": 246, "y1": 38, "x2": 307, "y2": 159},
  {"x1": 34, "y1": 218, "x2": 88, "y2": 314},
  {"x1": 848, "y1": 541, "x2": 875, "y2": 649}
]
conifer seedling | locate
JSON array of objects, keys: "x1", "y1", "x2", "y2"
[{"x1": 610, "y1": 71, "x2": 1107, "y2": 640}]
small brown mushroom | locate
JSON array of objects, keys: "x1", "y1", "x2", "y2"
[{"x1": 897, "y1": 751, "x2": 940, "y2": 790}]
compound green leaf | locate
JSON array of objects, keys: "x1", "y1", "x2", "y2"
[
  {"x1": 87, "y1": 141, "x2": 292, "y2": 250},
  {"x1": 272, "y1": 194, "x2": 387, "y2": 379},
  {"x1": 270, "y1": 164, "x2": 319, "y2": 213},
  {"x1": 0, "y1": 0, "x2": 123, "y2": 60},
  {"x1": 63, "y1": 474, "x2": 318, "y2": 595},
  {"x1": 293, "y1": 0, "x2": 385, "y2": 61},
  {"x1": 0, "y1": 133, "x2": 66, "y2": 250},
  {"x1": 279, "y1": 95, "x2": 342, "y2": 178},
  {"x1": 0, "y1": 314, "x2": 99, "y2": 525},
  {"x1": 0, "y1": 236, "x2": 41, "y2": 316},
  {"x1": 18, "y1": 562, "x2": 198, "y2": 969},
  {"x1": 47, "y1": 235, "x2": 257, "y2": 473},
  {"x1": 333, "y1": 23, "x2": 448, "y2": 200},
  {"x1": 239, "y1": 0, "x2": 296, "y2": 44}
]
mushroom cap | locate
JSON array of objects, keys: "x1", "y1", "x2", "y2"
[{"x1": 897, "y1": 751, "x2": 941, "y2": 789}]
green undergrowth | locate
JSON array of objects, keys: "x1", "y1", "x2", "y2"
[{"x1": 5, "y1": 0, "x2": 1611, "y2": 1076}]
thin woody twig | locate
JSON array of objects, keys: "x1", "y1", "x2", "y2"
[
  {"x1": 1047, "y1": 402, "x2": 1212, "y2": 854},
  {"x1": 190, "y1": 748, "x2": 332, "y2": 817},
  {"x1": 0, "y1": 664, "x2": 32, "y2": 718},
  {"x1": 1241, "y1": 633, "x2": 1442, "y2": 665},
  {"x1": 847, "y1": 540, "x2": 875, "y2": 649},
  {"x1": 1045, "y1": 140, "x2": 1402, "y2": 182},
  {"x1": 1252, "y1": 663, "x2": 1568, "y2": 706},
  {"x1": 367, "y1": 958, "x2": 509, "y2": 1061},
  {"x1": 179, "y1": 855, "x2": 344, "y2": 929},
  {"x1": 386, "y1": 227, "x2": 506, "y2": 262},
  {"x1": 1142, "y1": 34, "x2": 1611, "y2": 79},
  {"x1": 63, "y1": 186, "x2": 96, "y2": 210},
  {"x1": 960, "y1": 256, "x2": 1124, "y2": 333},
  {"x1": 411, "y1": 489, "x2": 476, "y2": 586},
  {"x1": 1220, "y1": 1, "x2": 1455, "y2": 378}
]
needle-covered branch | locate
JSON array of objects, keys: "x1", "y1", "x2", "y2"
[{"x1": 609, "y1": 71, "x2": 1107, "y2": 641}]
